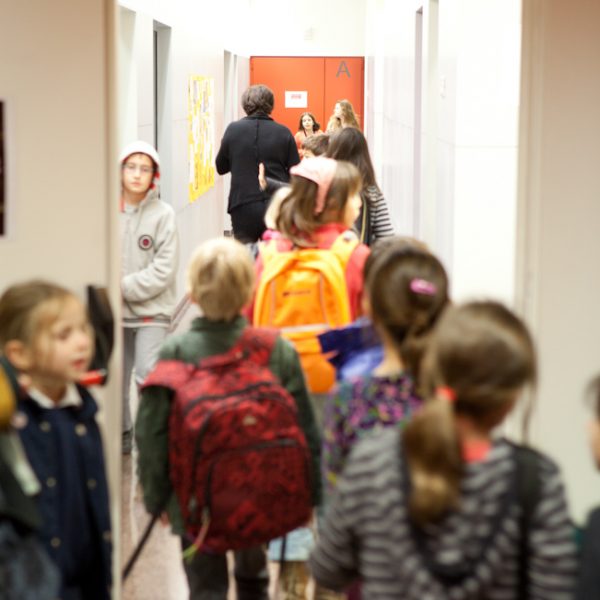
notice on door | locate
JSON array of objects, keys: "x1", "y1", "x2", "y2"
[{"x1": 285, "y1": 91, "x2": 308, "y2": 108}]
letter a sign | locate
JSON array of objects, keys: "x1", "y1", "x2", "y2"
[{"x1": 336, "y1": 60, "x2": 351, "y2": 78}]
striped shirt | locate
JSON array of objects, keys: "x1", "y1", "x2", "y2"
[
  {"x1": 364, "y1": 185, "x2": 395, "y2": 242},
  {"x1": 310, "y1": 429, "x2": 577, "y2": 599}
]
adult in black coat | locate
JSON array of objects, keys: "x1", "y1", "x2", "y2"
[{"x1": 216, "y1": 84, "x2": 300, "y2": 243}]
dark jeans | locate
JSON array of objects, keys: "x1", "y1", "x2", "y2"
[
  {"x1": 230, "y1": 201, "x2": 268, "y2": 244},
  {"x1": 181, "y1": 540, "x2": 269, "y2": 600}
]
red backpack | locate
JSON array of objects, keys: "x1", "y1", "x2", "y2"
[{"x1": 141, "y1": 327, "x2": 312, "y2": 554}]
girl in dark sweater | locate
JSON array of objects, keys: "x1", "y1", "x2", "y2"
[{"x1": 311, "y1": 301, "x2": 577, "y2": 599}]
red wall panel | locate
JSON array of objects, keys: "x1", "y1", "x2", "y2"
[
  {"x1": 250, "y1": 56, "x2": 364, "y2": 135},
  {"x1": 324, "y1": 57, "x2": 364, "y2": 130}
]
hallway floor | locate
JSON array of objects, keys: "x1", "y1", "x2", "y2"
[
  {"x1": 120, "y1": 449, "x2": 283, "y2": 599},
  {"x1": 121, "y1": 451, "x2": 189, "y2": 599}
]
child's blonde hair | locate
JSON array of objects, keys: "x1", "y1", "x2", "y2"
[
  {"x1": 264, "y1": 186, "x2": 290, "y2": 231},
  {"x1": 276, "y1": 159, "x2": 361, "y2": 247},
  {"x1": 187, "y1": 238, "x2": 255, "y2": 321},
  {"x1": 0, "y1": 280, "x2": 76, "y2": 348}
]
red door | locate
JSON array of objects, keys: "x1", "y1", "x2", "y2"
[
  {"x1": 250, "y1": 56, "x2": 364, "y2": 135},
  {"x1": 324, "y1": 57, "x2": 364, "y2": 130}
]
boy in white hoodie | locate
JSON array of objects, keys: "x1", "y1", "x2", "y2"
[{"x1": 120, "y1": 141, "x2": 179, "y2": 454}]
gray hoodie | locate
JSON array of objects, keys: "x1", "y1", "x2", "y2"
[{"x1": 120, "y1": 141, "x2": 179, "y2": 326}]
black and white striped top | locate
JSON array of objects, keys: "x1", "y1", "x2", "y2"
[
  {"x1": 359, "y1": 185, "x2": 395, "y2": 244},
  {"x1": 309, "y1": 429, "x2": 577, "y2": 599}
]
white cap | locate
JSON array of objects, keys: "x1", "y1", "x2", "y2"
[
  {"x1": 120, "y1": 140, "x2": 160, "y2": 190},
  {"x1": 119, "y1": 140, "x2": 160, "y2": 167}
]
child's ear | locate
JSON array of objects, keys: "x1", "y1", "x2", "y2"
[{"x1": 3, "y1": 340, "x2": 34, "y2": 372}]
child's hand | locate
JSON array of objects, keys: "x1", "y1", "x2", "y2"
[
  {"x1": 258, "y1": 163, "x2": 267, "y2": 191},
  {"x1": 160, "y1": 511, "x2": 170, "y2": 526}
]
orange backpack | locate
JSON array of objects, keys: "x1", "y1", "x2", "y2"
[{"x1": 253, "y1": 232, "x2": 359, "y2": 394}]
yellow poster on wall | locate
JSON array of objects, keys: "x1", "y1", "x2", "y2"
[{"x1": 188, "y1": 76, "x2": 215, "y2": 202}]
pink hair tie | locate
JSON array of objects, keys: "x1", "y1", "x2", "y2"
[
  {"x1": 290, "y1": 156, "x2": 337, "y2": 215},
  {"x1": 410, "y1": 278, "x2": 437, "y2": 296},
  {"x1": 436, "y1": 386, "x2": 456, "y2": 403}
]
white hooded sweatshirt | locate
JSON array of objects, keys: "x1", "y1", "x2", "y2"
[{"x1": 119, "y1": 141, "x2": 179, "y2": 327}]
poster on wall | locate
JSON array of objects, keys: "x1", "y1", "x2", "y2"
[
  {"x1": 0, "y1": 101, "x2": 4, "y2": 236},
  {"x1": 188, "y1": 76, "x2": 215, "y2": 202}
]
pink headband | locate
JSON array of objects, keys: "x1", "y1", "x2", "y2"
[{"x1": 290, "y1": 157, "x2": 337, "y2": 215}]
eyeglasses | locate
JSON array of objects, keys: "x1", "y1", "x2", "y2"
[{"x1": 123, "y1": 163, "x2": 154, "y2": 175}]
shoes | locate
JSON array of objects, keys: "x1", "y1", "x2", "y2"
[{"x1": 122, "y1": 429, "x2": 133, "y2": 455}]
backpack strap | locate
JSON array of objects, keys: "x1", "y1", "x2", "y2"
[
  {"x1": 403, "y1": 440, "x2": 542, "y2": 592},
  {"x1": 196, "y1": 327, "x2": 279, "y2": 370},
  {"x1": 257, "y1": 236, "x2": 282, "y2": 263},
  {"x1": 513, "y1": 444, "x2": 542, "y2": 600},
  {"x1": 329, "y1": 230, "x2": 360, "y2": 265},
  {"x1": 141, "y1": 360, "x2": 195, "y2": 392},
  {"x1": 235, "y1": 326, "x2": 279, "y2": 366}
]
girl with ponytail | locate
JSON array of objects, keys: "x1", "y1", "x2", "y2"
[
  {"x1": 311, "y1": 301, "x2": 577, "y2": 599},
  {"x1": 321, "y1": 239, "x2": 449, "y2": 497}
]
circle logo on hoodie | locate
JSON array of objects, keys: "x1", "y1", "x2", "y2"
[{"x1": 138, "y1": 235, "x2": 154, "y2": 251}]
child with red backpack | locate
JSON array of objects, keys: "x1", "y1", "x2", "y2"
[
  {"x1": 249, "y1": 156, "x2": 369, "y2": 599},
  {"x1": 135, "y1": 237, "x2": 321, "y2": 600}
]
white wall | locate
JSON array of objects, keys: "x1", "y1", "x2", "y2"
[
  {"x1": 365, "y1": 0, "x2": 416, "y2": 239},
  {"x1": 226, "y1": 0, "x2": 366, "y2": 57},
  {"x1": 448, "y1": 0, "x2": 521, "y2": 304},
  {"x1": 119, "y1": 0, "x2": 228, "y2": 302},
  {"x1": 517, "y1": 0, "x2": 600, "y2": 522},
  {"x1": 365, "y1": 0, "x2": 521, "y2": 305},
  {"x1": 0, "y1": 0, "x2": 122, "y2": 591},
  {"x1": 365, "y1": 0, "x2": 600, "y2": 522}
]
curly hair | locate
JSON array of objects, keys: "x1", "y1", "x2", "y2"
[{"x1": 241, "y1": 85, "x2": 274, "y2": 116}]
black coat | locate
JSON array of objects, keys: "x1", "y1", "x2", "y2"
[{"x1": 216, "y1": 113, "x2": 299, "y2": 212}]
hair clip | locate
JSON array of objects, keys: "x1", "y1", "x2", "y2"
[
  {"x1": 436, "y1": 386, "x2": 456, "y2": 403},
  {"x1": 410, "y1": 278, "x2": 437, "y2": 296}
]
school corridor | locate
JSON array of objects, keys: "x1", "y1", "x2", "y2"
[{"x1": 1, "y1": 0, "x2": 600, "y2": 598}]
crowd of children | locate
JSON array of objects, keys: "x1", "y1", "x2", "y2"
[{"x1": 1, "y1": 131, "x2": 599, "y2": 600}]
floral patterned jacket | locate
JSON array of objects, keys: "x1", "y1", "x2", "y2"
[{"x1": 322, "y1": 373, "x2": 421, "y2": 498}]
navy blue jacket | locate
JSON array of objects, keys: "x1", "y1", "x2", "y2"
[{"x1": 16, "y1": 386, "x2": 112, "y2": 600}]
